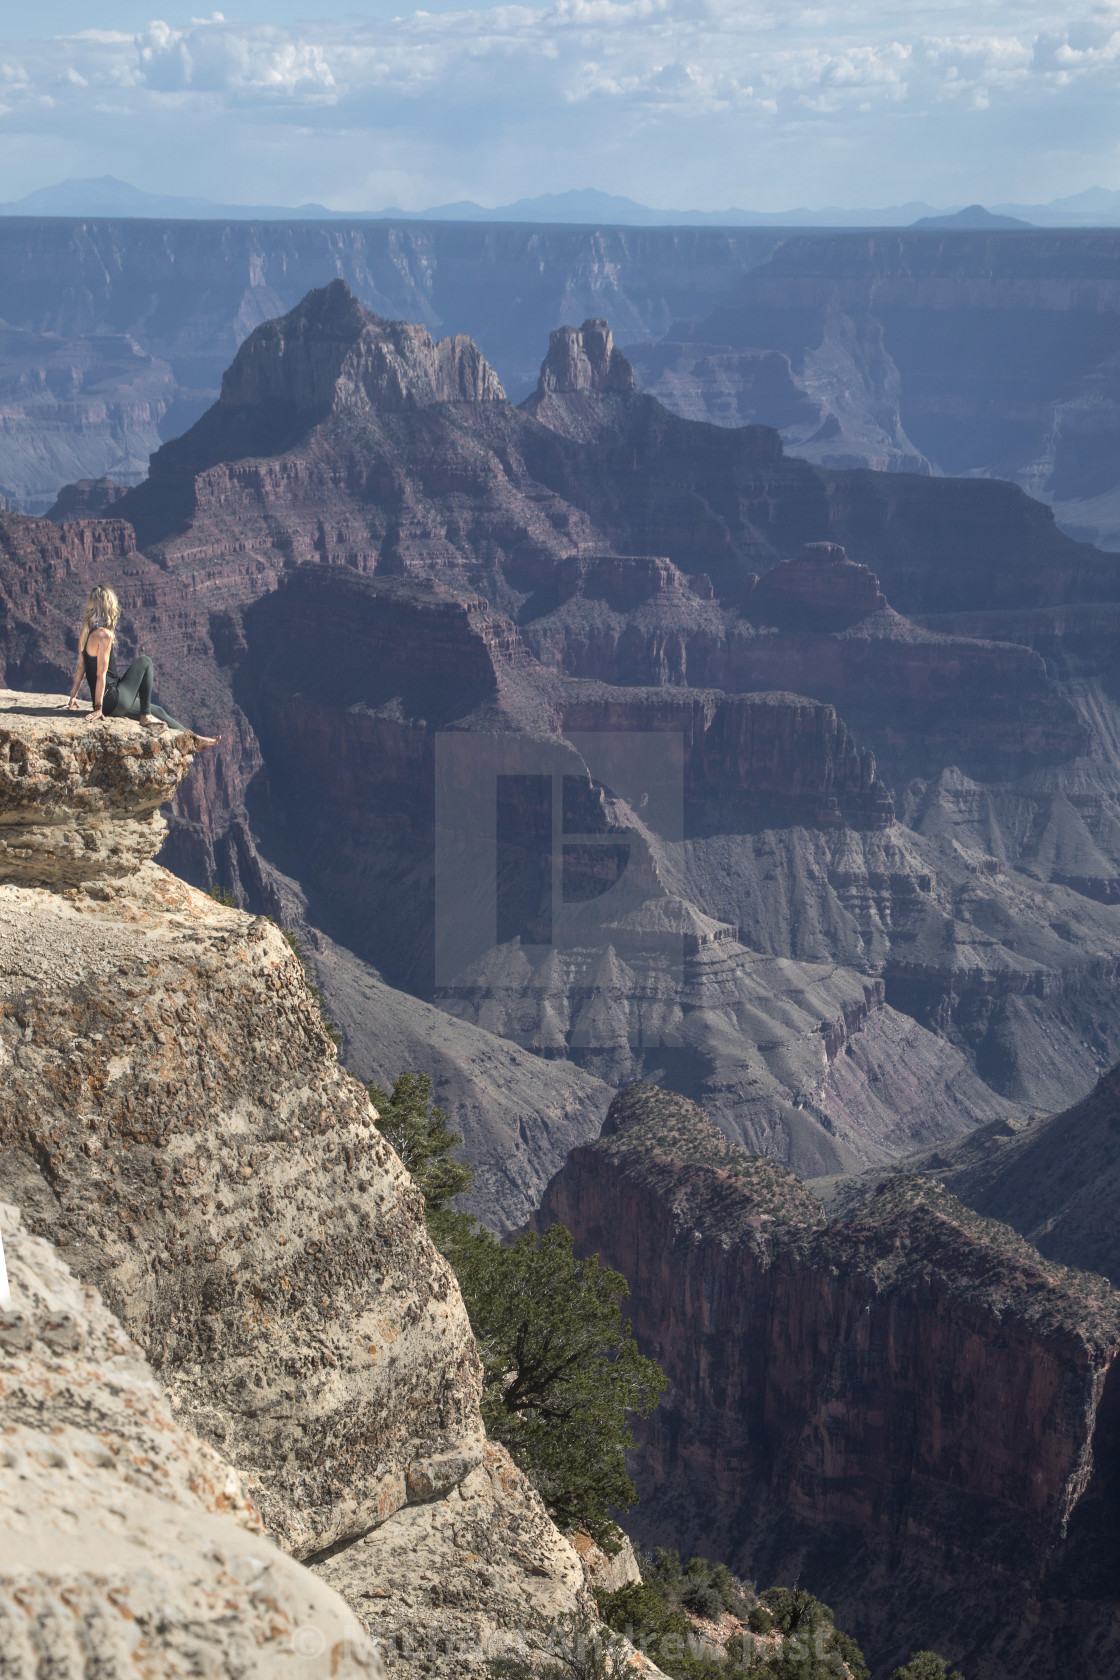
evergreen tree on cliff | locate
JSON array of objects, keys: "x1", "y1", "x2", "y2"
[{"x1": 371, "y1": 1072, "x2": 665, "y2": 1546}]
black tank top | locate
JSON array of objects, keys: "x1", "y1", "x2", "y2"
[{"x1": 82, "y1": 638, "x2": 120, "y2": 715}]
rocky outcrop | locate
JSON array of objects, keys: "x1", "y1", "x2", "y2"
[
  {"x1": 45, "y1": 476, "x2": 129, "y2": 522},
  {"x1": 748, "y1": 541, "x2": 887, "y2": 629},
  {"x1": 537, "y1": 320, "x2": 637, "y2": 396},
  {"x1": 0, "y1": 691, "x2": 201, "y2": 882},
  {"x1": 521, "y1": 320, "x2": 638, "y2": 441},
  {"x1": 0, "y1": 1200, "x2": 382, "y2": 1678},
  {"x1": 535, "y1": 1083, "x2": 1120, "y2": 1680},
  {"x1": 218, "y1": 279, "x2": 505, "y2": 417},
  {"x1": 0, "y1": 698, "x2": 588, "y2": 1674}
]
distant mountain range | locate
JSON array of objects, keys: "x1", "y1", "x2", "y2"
[{"x1": 5, "y1": 176, "x2": 1120, "y2": 227}]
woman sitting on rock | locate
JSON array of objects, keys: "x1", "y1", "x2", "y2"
[{"x1": 65, "y1": 585, "x2": 218, "y2": 745}]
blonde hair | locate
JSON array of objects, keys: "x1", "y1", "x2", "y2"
[{"x1": 80, "y1": 585, "x2": 120, "y2": 649}]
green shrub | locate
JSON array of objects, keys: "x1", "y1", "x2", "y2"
[
  {"x1": 367, "y1": 1070, "x2": 473, "y2": 1239},
  {"x1": 890, "y1": 1654, "x2": 965, "y2": 1680},
  {"x1": 370, "y1": 1072, "x2": 665, "y2": 1548}
]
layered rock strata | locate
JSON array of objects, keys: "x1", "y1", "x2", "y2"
[
  {"x1": 8, "y1": 286, "x2": 1120, "y2": 1178},
  {"x1": 0, "y1": 699, "x2": 588, "y2": 1675},
  {"x1": 0, "y1": 1200, "x2": 382, "y2": 1679},
  {"x1": 535, "y1": 1083, "x2": 1120, "y2": 1680},
  {"x1": 633, "y1": 229, "x2": 1120, "y2": 549}
]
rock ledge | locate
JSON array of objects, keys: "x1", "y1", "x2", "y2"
[{"x1": 0, "y1": 690, "x2": 198, "y2": 884}]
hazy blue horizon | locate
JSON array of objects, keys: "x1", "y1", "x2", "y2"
[{"x1": 3, "y1": 5, "x2": 1119, "y2": 216}]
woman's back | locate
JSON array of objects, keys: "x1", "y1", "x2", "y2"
[{"x1": 81, "y1": 627, "x2": 119, "y2": 712}]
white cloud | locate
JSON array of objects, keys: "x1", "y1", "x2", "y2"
[{"x1": 0, "y1": 2, "x2": 1118, "y2": 208}]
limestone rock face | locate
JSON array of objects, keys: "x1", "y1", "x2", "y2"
[
  {"x1": 314, "y1": 1440, "x2": 589, "y2": 1676},
  {"x1": 0, "y1": 691, "x2": 199, "y2": 884},
  {"x1": 0, "y1": 700, "x2": 589, "y2": 1672},
  {"x1": 0, "y1": 860, "x2": 481, "y2": 1561},
  {"x1": 0, "y1": 1200, "x2": 382, "y2": 1679}
]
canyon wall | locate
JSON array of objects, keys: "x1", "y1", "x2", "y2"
[
  {"x1": 535, "y1": 1082, "x2": 1120, "y2": 1680},
  {"x1": 630, "y1": 228, "x2": 1120, "y2": 548},
  {"x1": 0, "y1": 217, "x2": 788, "y2": 511},
  {"x1": 5, "y1": 285, "x2": 1120, "y2": 1209}
]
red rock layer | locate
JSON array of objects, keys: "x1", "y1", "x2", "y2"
[{"x1": 535, "y1": 1083, "x2": 1120, "y2": 1680}]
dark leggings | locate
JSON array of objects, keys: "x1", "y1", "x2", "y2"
[{"x1": 112, "y1": 656, "x2": 183, "y2": 730}]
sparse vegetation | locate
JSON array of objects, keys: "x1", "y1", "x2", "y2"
[
  {"x1": 595, "y1": 1552, "x2": 869, "y2": 1680},
  {"x1": 447, "y1": 1221, "x2": 665, "y2": 1549},
  {"x1": 370, "y1": 1070, "x2": 664, "y2": 1548},
  {"x1": 366, "y1": 1071, "x2": 474, "y2": 1243},
  {"x1": 206, "y1": 884, "x2": 237, "y2": 907},
  {"x1": 889, "y1": 1655, "x2": 965, "y2": 1680}
]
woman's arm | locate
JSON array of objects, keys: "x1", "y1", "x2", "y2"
[{"x1": 65, "y1": 647, "x2": 85, "y2": 710}]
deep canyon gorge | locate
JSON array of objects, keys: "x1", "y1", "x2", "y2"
[{"x1": 2, "y1": 244, "x2": 1120, "y2": 1679}]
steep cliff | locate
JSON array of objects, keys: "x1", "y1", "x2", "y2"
[
  {"x1": 0, "y1": 692, "x2": 590, "y2": 1676},
  {"x1": 0, "y1": 1200, "x2": 382, "y2": 1678},
  {"x1": 535, "y1": 1083, "x2": 1120, "y2": 1680}
]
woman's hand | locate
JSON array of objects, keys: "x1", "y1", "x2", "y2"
[
  {"x1": 85, "y1": 708, "x2": 103, "y2": 724},
  {"x1": 65, "y1": 696, "x2": 79, "y2": 711}
]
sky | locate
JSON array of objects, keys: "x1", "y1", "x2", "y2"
[{"x1": 2, "y1": 3, "x2": 1119, "y2": 212}]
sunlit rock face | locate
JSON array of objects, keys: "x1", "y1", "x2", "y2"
[
  {"x1": 0, "y1": 693, "x2": 590, "y2": 1677},
  {"x1": 0, "y1": 1200, "x2": 383, "y2": 1680},
  {"x1": 0, "y1": 690, "x2": 200, "y2": 884}
]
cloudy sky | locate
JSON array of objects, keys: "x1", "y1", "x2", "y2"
[{"x1": 3, "y1": 1, "x2": 1119, "y2": 211}]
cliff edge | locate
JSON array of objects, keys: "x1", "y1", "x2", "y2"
[{"x1": 0, "y1": 692, "x2": 588, "y2": 1675}]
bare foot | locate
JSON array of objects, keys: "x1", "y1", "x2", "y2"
[
  {"x1": 191, "y1": 732, "x2": 221, "y2": 749},
  {"x1": 139, "y1": 714, "x2": 168, "y2": 730}
]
